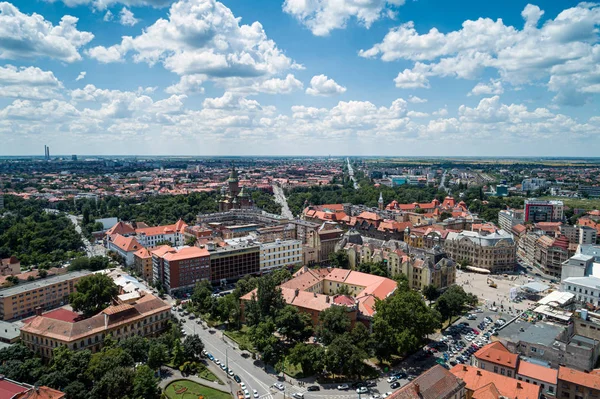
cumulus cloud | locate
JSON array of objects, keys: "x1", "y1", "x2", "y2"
[
  {"x1": 0, "y1": 2, "x2": 94, "y2": 62},
  {"x1": 469, "y1": 79, "x2": 503, "y2": 96},
  {"x1": 87, "y1": 0, "x2": 302, "y2": 83},
  {"x1": 283, "y1": 0, "x2": 405, "y2": 36},
  {"x1": 49, "y1": 0, "x2": 173, "y2": 9},
  {"x1": 165, "y1": 74, "x2": 205, "y2": 94},
  {"x1": 360, "y1": 3, "x2": 600, "y2": 104},
  {"x1": 103, "y1": 10, "x2": 113, "y2": 21},
  {"x1": 306, "y1": 75, "x2": 347, "y2": 96},
  {"x1": 119, "y1": 7, "x2": 139, "y2": 26},
  {"x1": 408, "y1": 95, "x2": 427, "y2": 103},
  {"x1": 76, "y1": 71, "x2": 87, "y2": 81},
  {"x1": 0, "y1": 65, "x2": 63, "y2": 100}
]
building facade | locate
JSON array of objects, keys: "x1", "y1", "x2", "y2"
[
  {"x1": 498, "y1": 209, "x2": 525, "y2": 233},
  {"x1": 260, "y1": 239, "x2": 302, "y2": 271},
  {"x1": 557, "y1": 366, "x2": 600, "y2": 399},
  {"x1": 0, "y1": 271, "x2": 91, "y2": 321},
  {"x1": 444, "y1": 230, "x2": 516, "y2": 273},
  {"x1": 152, "y1": 246, "x2": 210, "y2": 295},
  {"x1": 218, "y1": 166, "x2": 253, "y2": 212},
  {"x1": 524, "y1": 199, "x2": 564, "y2": 223},
  {"x1": 208, "y1": 243, "x2": 260, "y2": 283},
  {"x1": 534, "y1": 235, "x2": 570, "y2": 277},
  {"x1": 20, "y1": 293, "x2": 171, "y2": 358}
]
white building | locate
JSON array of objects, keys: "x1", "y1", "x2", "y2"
[
  {"x1": 522, "y1": 178, "x2": 548, "y2": 192},
  {"x1": 561, "y1": 253, "x2": 595, "y2": 281},
  {"x1": 562, "y1": 276, "x2": 600, "y2": 306},
  {"x1": 580, "y1": 226, "x2": 598, "y2": 245},
  {"x1": 260, "y1": 239, "x2": 302, "y2": 271},
  {"x1": 498, "y1": 209, "x2": 524, "y2": 233}
]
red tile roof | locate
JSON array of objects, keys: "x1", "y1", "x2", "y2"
[
  {"x1": 110, "y1": 234, "x2": 142, "y2": 252},
  {"x1": 517, "y1": 361, "x2": 557, "y2": 385},
  {"x1": 451, "y1": 365, "x2": 540, "y2": 399},
  {"x1": 558, "y1": 366, "x2": 600, "y2": 390},
  {"x1": 389, "y1": 365, "x2": 464, "y2": 399},
  {"x1": 473, "y1": 342, "x2": 518, "y2": 369}
]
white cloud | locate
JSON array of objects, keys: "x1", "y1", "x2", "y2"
[
  {"x1": 361, "y1": 3, "x2": 600, "y2": 104},
  {"x1": 306, "y1": 74, "x2": 347, "y2": 96},
  {"x1": 0, "y1": 65, "x2": 63, "y2": 100},
  {"x1": 165, "y1": 74, "x2": 205, "y2": 94},
  {"x1": 469, "y1": 79, "x2": 503, "y2": 96},
  {"x1": 394, "y1": 68, "x2": 430, "y2": 89},
  {"x1": 0, "y1": 2, "x2": 94, "y2": 62},
  {"x1": 283, "y1": 0, "x2": 405, "y2": 36},
  {"x1": 408, "y1": 95, "x2": 427, "y2": 103},
  {"x1": 49, "y1": 0, "x2": 173, "y2": 9},
  {"x1": 103, "y1": 10, "x2": 113, "y2": 21},
  {"x1": 87, "y1": 0, "x2": 302, "y2": 82},
  {"x1": 76, "y1": 71, "x2": 87, "y2": 81},
  {"x1": 256, "y1": 74, "x2": 303, "y2": 94},
  {"x1": 119, "y1": 7, "x2": 139, "y2": 26}
]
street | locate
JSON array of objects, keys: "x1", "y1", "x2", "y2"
[
  {"x1": 347, "y1": 158, "x2": 359, "y2": 190},
  {"x1": 272, "y1": 184, "x2": 294, "y2": 220},
  {"x1": 66, "y1": 214, "x2": 106, "y2": 257}
]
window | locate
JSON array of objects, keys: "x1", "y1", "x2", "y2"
[{"x1": 494, "y1": 366, "x2": 498, "y2": 373}]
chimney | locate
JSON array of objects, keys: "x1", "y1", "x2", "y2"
[
  {"x1": 326, "y1": 296, "x2": 330, "y2": 303},
  {"x1": 517, "y1": 382, "x2": 522, "y2": 389},
  {"x1": 462, "y1": 365, "x2": 468, "y2": 371},
  {"x1": 104, "y1": 313, "x2": 108, "y2": 329},
  {"x1": 313, "y1": 292, "x2": 317, "y2": 298},
  {"x1": 35, "y1": 307, "x2": 43, "y2": 316},
  {"x1": 476, "y1": 370, "x2": 482, "y2": 376},
  {"x1": 294, "y1": 288, "x2": 299, "y2": 297},
  {"x1": 414, "y1": 383, "x2": 420, "y2": 395}
]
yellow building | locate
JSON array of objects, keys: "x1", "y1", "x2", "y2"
[{"x1": 0, "y1": 271, "x2": 91, "y2": 321}]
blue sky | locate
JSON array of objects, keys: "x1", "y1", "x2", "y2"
[{"x1": 0, "y1": 0, "x2": 598, "y2": 156}]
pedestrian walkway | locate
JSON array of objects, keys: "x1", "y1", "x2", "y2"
[{"x1": 159, "y1": 367, "x2": 231, "y2": 393}]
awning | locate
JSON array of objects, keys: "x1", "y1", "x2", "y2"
[{"x1": 465, "y1": 266, "x2": 491, "y2": 274}]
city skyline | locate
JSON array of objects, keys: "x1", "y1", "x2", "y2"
[{"x1": 1, "y1": 0, "x2": 599, "y2": 156}]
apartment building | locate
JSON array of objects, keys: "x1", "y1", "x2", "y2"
[
  {"x1": 580, "y1": 226, "x2": 598, "y2": 245},
  {"x1": 498, "y1": 209, "x2": 525, "y2": 233},
  {"x1": 152, "y1": 246, "x2": 210, "y2": 295},
  {"x1": 522, "y1": 178, "x2": 548, "y2": 192},
  {"x1": 472, "y1": 342, "x2": 519, "y2": 378},
  {"x1": 444, "y1": 230, "x2": 516, "y2": 273},
  {"x1": 0, "y1": 256, "x2": 20, "y2": 276},
  {"x1": 260, "y1": 239, "x2": 302, "y2": 271},
  {"x1": 0, "y1": 271, "x2": 91, "y2": 321},
  {"x1": 106, "y1": 234, "x2": 143, "y2": 266},
  {"x1": 20, "y1": 293, "x2": 171, "y2": 358},
  {"x1": 557, "y1": 366, "x2": 600, "y2": 399},
  {"x1": 307, "y1": 222, "x2": 344, "y2": 263},
  {"x1": 562, "y1": 276, "x2": 600, "y2": 306},
  {"x1": 133, "y1": 247, "x2": 155, "y2": 283},
  {"x1": 389, "y1": 365, "x2": 465, "y2": 399},
  {"x1": 524, "y1": 199, "x2": 563, "y2": 222},
  {"x1": 451, "y1": 364, "x2": 540, "y2": 399},
  {"x1": 534, "y1": 235, "x2": 570, "y2": 277},
  {"x1": 516, "y1": 360, "x2": 558, "y2": 398}
]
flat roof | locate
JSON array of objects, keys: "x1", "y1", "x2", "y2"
[
  {"x1": 0, "y1": 320, "x2": 20, "y2": 340},
  {"x1": 497, "y1": 319, "x2": 563, "y2": 347},
  {"x1": 521, "y1": 282, "x2": 550, "y2": 293},
  {"x1": 0, "y1": 270, "x2": 92, "y2": 297},
  {"x1": 537, "y1": 290, "x2": 574, "y2": 306}
]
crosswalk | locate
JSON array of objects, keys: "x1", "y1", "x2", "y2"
[{"x1": 259, "y1": 386, "x2": 356, "y2": 399}]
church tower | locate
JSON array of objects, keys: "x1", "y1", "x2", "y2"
[
  {"x1": 378, "y1": 192, "x2": 384, "y2": 210},
  {"x1": 227, "y1": 164, "x2": 240, "y2": 198}
]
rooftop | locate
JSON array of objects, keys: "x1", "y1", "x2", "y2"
[
  {"x1": 496, "y1": 319, "x2": 563, "y2": 347},
  {"x1": 389, "y1": 365, "x2": 465, "y2": 399},
  {"x1": 517, "y1": 360, "x2": 558, "y2": 385},
  {"x1": 558, "y1": 366, "x2": 600, "y2": 390},
  {"x1": 451, "y1": 365, "x2": 540, "y2": 399},
  {"x1": 0, "y1": 270, "x2": 92, "y2": 298},
  {"x1": 473, "y1": 342, "x2": 518, "y2": 369}
]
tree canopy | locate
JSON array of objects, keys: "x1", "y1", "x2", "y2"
[{"x1": 69, "y1": 274, "x2": 119, "y2": 317}]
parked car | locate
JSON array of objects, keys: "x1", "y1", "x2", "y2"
[
  {"x1": 337, "y1": 384, "x2": 349, "y2": 390},
  {"x1": 369, "y1": 394, "x2": 380, "y2": 399},
  {"x1": 307, "y1": 386, "x2": 320, "y2": 392},
  {"x1": 387, "y1": 376, "x2": 397, "y2": 383},
  {"x1": 274, "y1": 383, "x2": 284, "y2": 391},
  {"x1": 356, "y1": 387, "x2": 368, "y2": 394},
  {"x1": 234, "y1": 375, "x2": 241, "y2": 383},
  {"x1": 293, "y1": 393, "x2": 304, "y2": 399},
  {"x1": 253, "y1": 390, "x2": 259, "y2": 398},
  {"x1": 366, "y1": 381, "x2": 377, "y2": 388},
  {"x1": 390, "y1": 382, "x2": 400, "y2": 389}
]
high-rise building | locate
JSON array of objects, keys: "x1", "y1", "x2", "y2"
[
  {"x1": 44, "y1": 145, "x2": 50, "y2": 160},
  {"x1": 152, "y1": 246, "x2": 211, "y2": 295},
  {"x1": 524, "y1": 199, "x2": 563, "y2": 222}
]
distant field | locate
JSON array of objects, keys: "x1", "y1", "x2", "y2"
[
  {"x1": 362, "y1": 157, "x2": 600, "y2": 166},
  {"x1": 540, "y1": 197, "x2": 600, "y2": 210}
]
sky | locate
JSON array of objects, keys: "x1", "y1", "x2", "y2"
[{"x1": 0, "y1": 0, "x2": 599, "y2": 156}]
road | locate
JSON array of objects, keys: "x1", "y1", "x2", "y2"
[
  {"x1": 66, "y1": 214, "x2": 105, "y2": 257},
  {"x1": 439, "y1": 170, "x2": 450, "y2": 194},
  {"x1": 346, "y1": 158, "x2": 359, "y2": 190},
  {"x1": 272, "y1": 184, "x2": 294, "y2": 220},
  {"x1": 174, "y1": 312, "x2": 408, "y2": 399}
]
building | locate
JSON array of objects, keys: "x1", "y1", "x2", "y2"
[
  {"x1": 388, "y1": 365, "x2": 465, "y2": 399},
  {"x1": 561, "y1": 253, "x2": 594, "y2": 281},
  {"x1": 152, "y1": 246, "x2": 210, "y2": 295},
  {"x1": 522, "y1": 178, "x2": 548, "y2": 193},
  {"x1": 207, "y1": 242, "x2": 260, "y2": 283},
  {"x1": 518, "y1": 232, "x2": 540, "y2": 266},
  {"x1": 444, "y1": 229, "x2": 516, "y2": 273},
  {"x1": 0, "y1": 377, "x2": 64, "y2": 399},
  {"x1": 134, "y1": 219, "x2": 187, "y2": 247},
  {"x1": 578, "y1": 186, "x2": 600, "y2": 198},
  {"x1": 0, "y1": 271, "x2": 91, "y2": 321},
  {"x1": 516, "y1": 360, "x2": 558, "y2": 398},
  {"x1": 308, "y1": 222, "x2": 344, "y2": 263},
  {"x1": 534, "y1": 235, "x2": 569, "y2": 277},
  {"x1": 106, "y1": 234, "x2": 143, "y2": 266},
  {"x1": 242, "y1": 267, "x2": 397, "y2": 326},
  {"x1": 0, "y1": 256, "x2": 20, "y2": 276},
  {"x1": 580, "y1": 226, "x2": 598, "y2": 245},
  {"x1": 133, "y1": 247, "x2": 156, "y2": 283},
  {"x1": 557, "y1": 366, "x2": 600, "y2": 398},
  {"x1": 498, "y1": 209, "x2": 525, "y2": 233},
  {"x1": 471, "y1": 342, "x2": 519, "y2": 378},
  {"x1": 562, "y1": 276, "x2": 600, "y2": 306},
  {"x1": 450, "y1": 364, "x2": 540, "y2": 399},
  {"x1": 20, "y1": 293, "x2": 171, "y2": 358},
  {"x1": 218, "y1": 166, "x2": 253, "y2": 212},
  {"x1": 260, "y1": 239, "x2": 302, "y2": 271},
  {"x1": 524, "y1": 199, "x2": 564, "y2": 223}
]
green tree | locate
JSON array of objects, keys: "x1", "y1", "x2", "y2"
[
  {"x1": 185, "y1": 236, "x2": 198, "y2": 246},
  {"x1": 119, "y1": 335, "x2": 150, "y2": 363},
  {"x1": 69, "y1": 273, "x2": 119, "y2": 317},
  {"x1": 171, "y1": 340, "x2": 185, "y2": 368},
  {"x1": 218, "y1": 294, "x2": 241, "y2": 329},
  {"x1": 256, "y1": 274, "x2": 286, "y2": 319},
  {"x1": 67, "y1": 256, "x2": 90, "y2": 271},
  {"x1": 329, "y1": 251, "x2": 349, "y2": 269},
  {"x1": 147, "y1": 342, "x2": 168, "y2": 371},
  {"x1": 287, "y1": 343, "x2": 325, "y2": 376},
  {"x1": 325, "y1": 333, "x2": 367, "y2": 378},
  {"x1": 423, "y1": 285, "x2": 440, "y2": 302},
  {"x1": 183, "y1": 334, "x2": 205, "y2": 362},
  {"x1": 436, "y1": 285, "x2": 473, "y2": 325},
  {"x1": 191, "y1": 279, "x2": 213, "y2": 314},
  {"x1": 275, "y1": 305, "x2": 313, "y2": 344},
  {"x1": 87, "y1": 347, "x2": 134, "y2": 383},
  {"x1": 132, "y1": 365, "x2": 160, "y2": 399},
  {"x1": 317, "y1": 306, "x2": 351, "y2": 346},
  {"x1": 90, "y1": 366, "x2": 135, "y2": 399}
]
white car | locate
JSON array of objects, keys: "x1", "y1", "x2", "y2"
[
  {"x1": 356, "y1": 387, "x2": 368, "y2": 394},
  {"x1": 382, "y1": 392, "x2": 392, "y2": 398},
  {"x1": 387, "y1": 376, "x2": 397, "y2": 383},
  {"x1": 337, "y1": 384, "x2": 349, "y2": 390},
  {"x1": 215, "y1": 359, "x2": 221, "y2": 366},
  {"x1": 244, "y1": 393, "x2": 250, "y2": 399},
  {"x1": 274, "y1": 383, "x2": 284, "y2": 391},
  {"x1": 370, "y1": 395, "x2": 381, "y2": 399},
  {"x1": 253, "y1": 390, "x2": 259, "y2": 398}
]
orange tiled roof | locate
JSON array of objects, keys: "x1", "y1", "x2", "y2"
[
  {"x1": 451, "y1": 365, "x2": 540, "y2": 399},
  {"x1": 389, "y1": 365, "x2": 464, "y2": 399},
  {"x1": 14, "y1": 386, "x2": 65, "y2": 399},
  {"x1": 517, "y1": 361, "x2": 557, "y2": 385},
  {"x1": 110, "y1": 234, "x2": 142, "y2": 252},
  {"x1": 558, "y1": 366, "x2": 600, "y2": 390},
  {"x1": 162, "y1": 246, "x2": 210, "y2": 261},
  {"x1": 473, "y1": 342, "x2": 518, "y2": 369}
]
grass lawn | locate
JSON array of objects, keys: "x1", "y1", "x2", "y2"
[
  {"x1": 198, "y1": 366, "x2": 224, "y2": 385},
  {"x1": 164, "y1": 379, "x2": 232, "y2": 399},
  {"x1": 283, "y1": 358, "x2": 303, "y2": 379},
  {"x1": 540, "y1": 196, "x2": 600, "y2": 211},
  {"x1": 224, "y1": 327, "x2": 255, "y2": 353}
]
